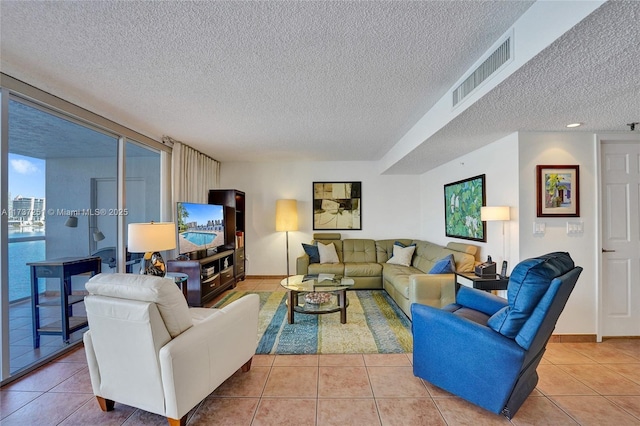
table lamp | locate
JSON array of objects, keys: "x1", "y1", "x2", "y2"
[
  {"x1": 481, "y1": 206, "x2": 511, "y2": 271},
  {"x1": 127, "y1": 222, "x2": 176, "y2": 277},
  {"x1": 276, "y1": 199, "x2": 298, "y2": 277}
]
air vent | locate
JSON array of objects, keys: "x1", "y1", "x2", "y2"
[{"x1": 452, "y1": 37, "x2": 512, "y2": 107}]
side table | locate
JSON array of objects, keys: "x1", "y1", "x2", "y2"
[
  {"x1": 166, "y1": 272, "x2": 189, "y2": 300},
  {"x1": 454, "y1": 272, "x2": 509, "y2": 292},
  {"x1": 28, "y1": 256, "x2": 101, "y2": 348}
]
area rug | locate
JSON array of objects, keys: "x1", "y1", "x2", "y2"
[{"x1": 214, "y1": 290, "x2": 412, "y2": 354}]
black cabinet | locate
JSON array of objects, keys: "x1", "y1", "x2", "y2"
[
  {"x1": 209, "y1": 189, "x2": 246, "y2": 281},
  {"x1": 167, "y1": 250, "x2": 235, "y2": 307}
]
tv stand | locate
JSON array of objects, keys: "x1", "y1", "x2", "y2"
[{"x1": 166, "y1": 249, "x2": 235, "y2": 307}]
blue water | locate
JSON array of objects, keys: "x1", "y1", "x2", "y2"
[
  {"x1": 8, "y1": 228, "x2": 46, "y2": 302},
  {"x1": 182, "y1": 232, "x2": 216, "y2": 245}
]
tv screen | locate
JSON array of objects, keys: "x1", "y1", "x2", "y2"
[{"x1": 176, "y1": 202, "x2": 226, "y2": 255}]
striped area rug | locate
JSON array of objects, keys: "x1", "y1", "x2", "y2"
[{"x1": 214, "y1": 290, "x2": 412, "y2": 354}]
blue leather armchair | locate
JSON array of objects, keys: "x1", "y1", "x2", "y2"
[{"x1": 411, "y1": 252, "x2": 582, "y2": 419}]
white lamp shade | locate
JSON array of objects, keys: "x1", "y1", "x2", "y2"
[
  {"x1": 127, "y1": 222, "x2": 176, "y2": 253},
  {"x1": 481, "y1": 206, "x2": 511, "y2": 221},
  {"x1": 275, "y1": 199, "x2": 298, "y2": 231}
]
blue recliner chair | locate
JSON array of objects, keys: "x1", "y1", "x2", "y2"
[{"x1": 411, "y1": 252, "x2": 582, "y2": 419}]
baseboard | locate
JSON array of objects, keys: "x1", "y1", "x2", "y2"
[
  {"x1": 246, "y1": 275, "x2": 288, "y2": 280},
  {"x1": 549, "y1": 334, "x2": 597, "y2": 343}
]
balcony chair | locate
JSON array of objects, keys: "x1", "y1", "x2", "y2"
[
  {"x1": 83, "y1": 273, "x2": 259, "y2": 426},
  {"x1": 411, "y1": 252, "x2": 582, "y2": 419}
]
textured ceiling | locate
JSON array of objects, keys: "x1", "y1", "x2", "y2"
[{"x1": 1, "y1": 1, "x2": 638, "y2": 174}]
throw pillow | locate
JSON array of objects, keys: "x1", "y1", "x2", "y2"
[
  {"x1": 386, "y1": 244, "x2": 416, "y2": 267},
  {"x1": 429, "y1": 254, "x2": 456, "y2": 274},
  {"x1": 302, "y1": 243, "x2": 320, "y2": 263},
  {"x1": 394, "y1": 240, "x2": 416, "y2": 248},
  {"x1": 318, "y1": 242, "x2": 340, "y2": 264}
]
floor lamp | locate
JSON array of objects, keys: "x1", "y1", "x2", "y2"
[
  {"x1": 276, "y1": 199, "x2": 298, "y2": 277},
  {"x1": 481, "y1": 206, "x2": 511, "y2": 271}
]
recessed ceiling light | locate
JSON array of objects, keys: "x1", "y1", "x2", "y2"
[{"x1": 566, "y1": 122, "x2": 583, "y2": 128}]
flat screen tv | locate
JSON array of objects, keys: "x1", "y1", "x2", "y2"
[{"x1": 176, "y1": 202, "x2": 226, "y2": 256}]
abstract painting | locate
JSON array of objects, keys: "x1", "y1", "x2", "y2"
[{"x1": 313, "y1": 182, "x2": 362, "y2": 230}]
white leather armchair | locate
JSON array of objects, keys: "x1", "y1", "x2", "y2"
[{"x1": 83, "y1": 273, "x2": 259, "y2": 426}]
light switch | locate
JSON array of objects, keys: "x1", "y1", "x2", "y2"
[
  {"x1": 533, "y1": 222, "x2": 545, "y2": 235},
  {"x1": 566, "y1": 221, "x2": 584, "y2": 234}
]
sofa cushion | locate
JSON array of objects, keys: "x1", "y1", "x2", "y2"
[
  {"x1": 86, "y1": 273, "x2": 192, "y2": 338},
  {"x1": 387, "y1": 244, "x2": 416, "y2": 267},
  {"x1": 308, "y1": 262, "x2": 345, "y2": 275},
  {"x1": 344, "y1": 262, "x2": 382, "y2": 277},
  {"x1": 318, "y1": 242, "x2": 340, "y2": 264},
  {"x1": 375, "y1": 239, "x2": 413, "y2": 263},
  {"x1": 487, "y1": 252, "x2": 575, "y2": 339},
  {"x1": 342, "y1": 239, "x2": 377, "y2": 262},
  {"x1": 302, "y1": 243, "x2": 320, "y2": 263},
  {"x1": 429, "y1": 254, "x2": 456, "y2": 274}
]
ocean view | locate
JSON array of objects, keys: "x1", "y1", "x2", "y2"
[{"x1": 8, "y1": 227, "x2": 45, "y2": 302}]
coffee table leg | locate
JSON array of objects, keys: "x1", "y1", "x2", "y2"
[
  {"x1": 339, "y1": 289, "x2": 347, "y2": 324},
  {"x1": 288, "y1": 290, "x2": 295, "y2": 324}
]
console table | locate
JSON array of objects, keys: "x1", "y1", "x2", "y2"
[{"x1": 28, "y1": 257, "x2": 101, "y2": 348}]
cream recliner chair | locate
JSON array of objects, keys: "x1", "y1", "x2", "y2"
[{"x1": 83, "y1": 273, "x2": 259, "y2": 426}]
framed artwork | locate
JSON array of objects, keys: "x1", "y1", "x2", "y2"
[
  {"x1": 444, "y1": 174, "x2": 486, "y2": 242},
  {"x1": 537, "y1": 165, "x2": 580, "y2": 217},
  {"x1": 313, "y1": 182, "x2": 362, "y2": 230}
]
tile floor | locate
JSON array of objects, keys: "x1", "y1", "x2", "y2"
[{"x1": 2, "y1": 279, "x2": 639, "y2": 425}]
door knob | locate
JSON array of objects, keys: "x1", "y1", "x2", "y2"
[{"x1": 602, "y1": 249, "x2": 616, "y2": 253}]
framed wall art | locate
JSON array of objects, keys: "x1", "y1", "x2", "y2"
[
  {"x1": 313, "y1": 181, "x2": 362, "y2": 230},
  {"x1": 444, "y1": 174, "x2": 486, "y2": 242},
  {"x1": 536, "y1": 165, "x2": 580, "y2": 217}
]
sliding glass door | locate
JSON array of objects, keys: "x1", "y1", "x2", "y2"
[{"x1": 0, "y1": 81, "x2": 166, "y2": 383}]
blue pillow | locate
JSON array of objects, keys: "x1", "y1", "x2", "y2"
[
  {"x1": 302, "y1": 243, "x2": 320, "y2": 264},
  {"x1": 429, "y1": 254, "x2": 456, "y2": 274},
  {"x1": 394, "y1": 240, "x2": 415, "y2": 248}
]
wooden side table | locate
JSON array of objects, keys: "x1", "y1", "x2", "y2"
[
  {"x1": 28, "y1": 256, "x2": 101, "y2": 348},
  {"x1": 455, "y1": 272, "x2": 509, "y2": 292}
]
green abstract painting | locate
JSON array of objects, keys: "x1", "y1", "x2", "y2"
[{"x1": 444, "y1": 174, "x2": 486, "y2": 242}]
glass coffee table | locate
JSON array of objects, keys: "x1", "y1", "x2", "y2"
[{"x1": 280, "y1": 274, "x2": 355, "y2": 324}]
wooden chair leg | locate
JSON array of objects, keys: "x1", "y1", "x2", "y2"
[
  {"x1": 96, "y1": 396, "x2": 115, "y2": 412},
  {"x1": 241, "y1": 357, "x2": 253, "y2": 372},
  {"x1": 167, "y1": 415, "x2": 187, "y2": 426}
]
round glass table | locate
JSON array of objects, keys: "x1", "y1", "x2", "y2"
[{"x1": 280, "y1": 274, "x2": 355, "y2": 324}]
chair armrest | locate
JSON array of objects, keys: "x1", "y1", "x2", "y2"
[
  {"x1": 409, "y1": 273, "x2": 456, "y2": 308},
  {"x1": 296, "y1": 254, "x2": 310, "y2": 275},
  {"x1": 456, "y1": 286, "x2": 508, "y2": 316},
  {"x1": 411, "y1": 303, "x2": 525, "y2": 413},
  {"x1": 158, "y1": 294, "x2": 259, "y2": 420}
]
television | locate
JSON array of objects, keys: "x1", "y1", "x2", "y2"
[{"x1": 176, "y1": 202, "x2": 226, "y2": 256}]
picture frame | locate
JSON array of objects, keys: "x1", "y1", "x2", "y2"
[
  {"x1": 444, "y1": 174, "x2": 486, "y2": 242},
  {"x1": 313, "y1": 182, "x2": 362, "y2": 230},
  {"x1": 536, "y1": 165, "x2": 580, "y2": 217}
]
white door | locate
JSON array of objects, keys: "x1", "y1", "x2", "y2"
[{"x1": 601, "y1": 141, "x2": 640, "y2": 337}]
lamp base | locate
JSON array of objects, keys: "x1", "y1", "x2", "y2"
[{"x1": 141, "y1": 251, "x2": 167, "y2": 277}]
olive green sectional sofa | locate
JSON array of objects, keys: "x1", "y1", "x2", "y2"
[{"x1": 295, "y1": 233, "x2": 479, "y2": 319}]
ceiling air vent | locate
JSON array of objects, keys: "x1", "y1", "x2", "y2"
[{"x1": 452, "y1": 36, "x2": 512, "y2": 107}]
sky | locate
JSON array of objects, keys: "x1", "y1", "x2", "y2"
[
  {"x1": 8, "y1": 153, "x2": 45, "y2": 199},
  {"x1": 179, "y1": 202, "x2": 224, "y2": 226}
]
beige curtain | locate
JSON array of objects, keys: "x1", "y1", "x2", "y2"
[{"x1": 166, "y1": 137, "x2": 220, "y2": 205}]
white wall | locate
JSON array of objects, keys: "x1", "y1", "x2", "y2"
[
  {"x1": 420, "y1": 131, "x2": 598, "y2": 335},
  {"x1": 519, "y1": 132, "x2": 597, "y2": 334},
  {"x1": 221, "y1": 132, "x2": 600, "y2": 335},
  {"x1": 419, "y1": 133, "x2": 520, "y2": 270},
  {"x1": 220, "y1": 161, "x2": 419, "y2": 276}
]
